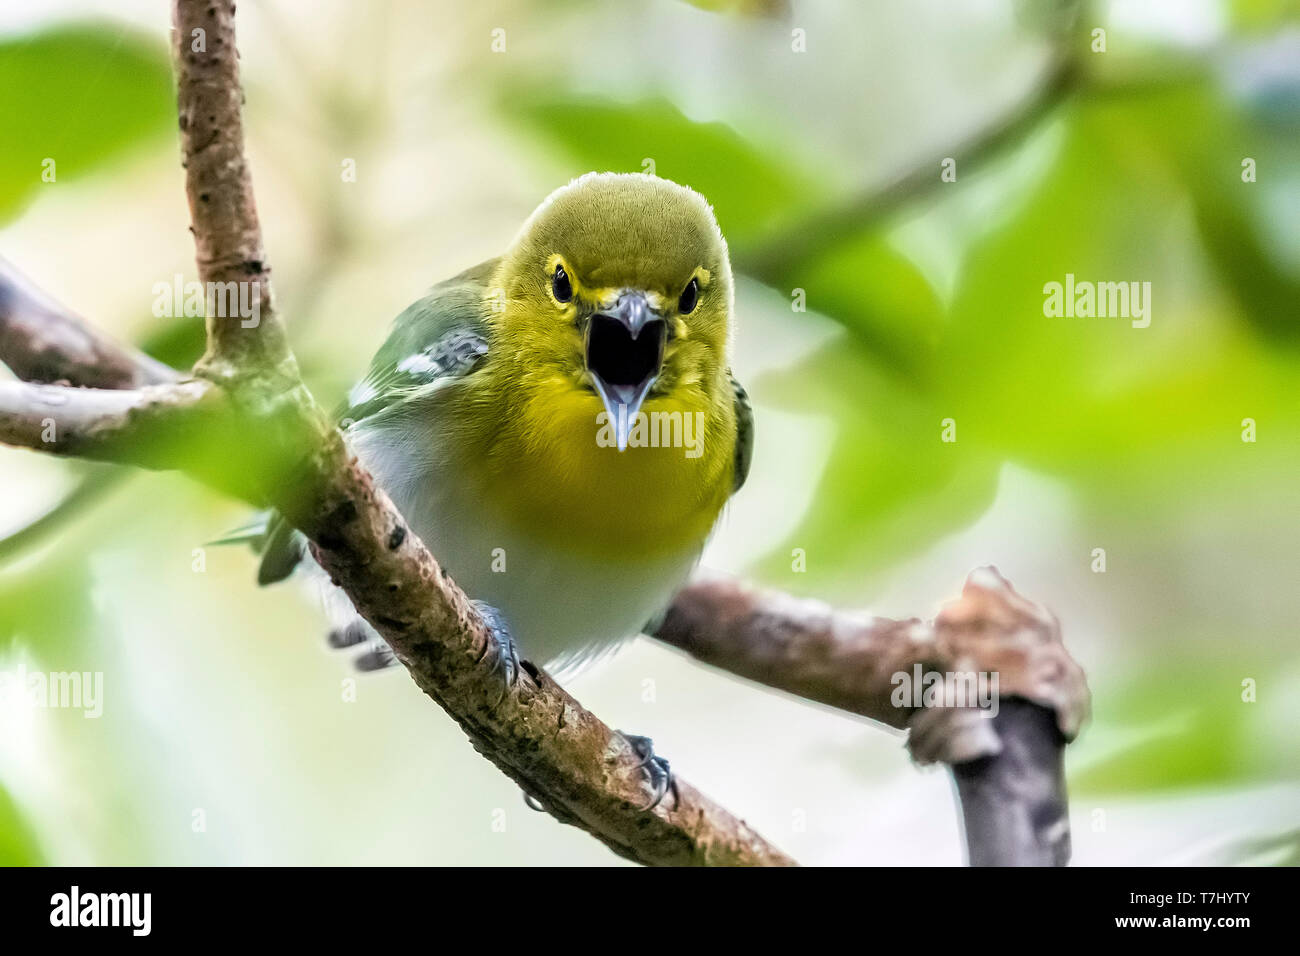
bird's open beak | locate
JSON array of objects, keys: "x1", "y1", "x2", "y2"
[{"x1": 586, "y1": 291, "x2": 667, "y2": 451}]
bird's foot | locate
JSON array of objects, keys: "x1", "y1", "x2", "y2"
[
  {"x1": 329, "y1": 620, "x2": 370, "y2": 649},
  {"x1": 473, "y1": 600, "x2": 519, "y2": 706},
  {"x1": 324, "y1": 617, "x2": 398, "y2": 671},
  {"x1": 354, "y1": 643, "x2": 398, "y2": 672},
  {"x1": 619, "y1": 732, "x2": 677, "y2": 812}
]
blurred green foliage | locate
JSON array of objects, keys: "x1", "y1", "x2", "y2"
[
  {"x1": 1228, "y1": 0, "x2": 1300, "y2": 32},
  {"x1": 0, "y1": 550, "x2": 97, "y2": 662},
  {"x1": 0, "y1": 25, "x2": 173, "y2": 224},
  {"x1": 1074, "y1": 664, "x2": 1266, "y2": 794}
]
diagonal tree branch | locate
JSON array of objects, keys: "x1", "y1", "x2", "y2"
[
  {"x1": 0, "y1": 360, "x2": 792, "y2": 865},
  {"x1": 0, "y1": 257, "x2": 176, "y2": 389}
]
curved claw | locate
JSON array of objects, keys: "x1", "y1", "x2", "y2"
[
  {"x1": 620, "y1": 732, "x2": 677, "y2": 812},
  {"x1": 473, "y1": 600, "x2": 519, "y2": 707}
]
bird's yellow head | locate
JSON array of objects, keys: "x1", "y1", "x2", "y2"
[{"x1": 490, "y1": 172, "x2": 734, "y2": 452}]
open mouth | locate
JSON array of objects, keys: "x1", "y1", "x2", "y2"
[
  {"x1": 585, "y1": 313, "x2": 665, "y2": 399},
  {"x1": 585, "y1": 295, "x2": 667, "y2": 451}
]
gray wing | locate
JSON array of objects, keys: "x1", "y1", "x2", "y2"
[
  {"x1": 731, "y1": 373, "x2": 754, "y2": 494},
  {"x1": 255, "y1": 258, "x2": 497, "y2": 585}
]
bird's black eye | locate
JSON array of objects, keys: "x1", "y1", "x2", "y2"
[
  {"x1": 679, "y1": 277, "x2": 699, "y2": 315},
  {"x1": 552, "y1": 264, "x2": 573, "y2": 303}
]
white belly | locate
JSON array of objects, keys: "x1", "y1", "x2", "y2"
[{"x1": 345, "y1": 417, "x2": 701, "y2": 672}]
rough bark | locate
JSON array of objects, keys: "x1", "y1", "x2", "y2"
[
  {"x1": 952, "y1": 700, "x2": 1071, "y2": 866},
  {"x1": 657, "y1": 570, "x2": 1088, "y2": 741},
  {"x1": 0, "y1": 258, "x2": 175, "y2": 389},
  {"x1": 657, "y1": 568, "x2": 1088, "y2": 865},
  {"x1": 172, "y1": 0, "x2": 292, "y2": 386}
]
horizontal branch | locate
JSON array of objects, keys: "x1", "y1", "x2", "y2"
[
  {"x1": 656, "y1": 568, "x2": 1089, "y2": 865},
  {"x1": 0, "y1": 379, "x2": 216, "y2": 464},
  {"x1": 656, "y1": 570, "x2": 1088, "y2": 742},
  {"x1": 657, "y1": 579, "x2": 929, "y2": 726}
]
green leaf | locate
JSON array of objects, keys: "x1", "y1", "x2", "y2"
[
  {"x1": 0, "y1": 24, "x2": 174, "y2": 223},
  {"x1": 676, "y1": 0, "x2": 791, "y2": 17}
]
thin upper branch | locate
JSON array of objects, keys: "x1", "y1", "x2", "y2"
[
  {"x1": 736, "y1": 55, "x2": 1080, "y2": 282},
  {"x1": 172, "y1": 0, "x2": 293, "y2": 383}
]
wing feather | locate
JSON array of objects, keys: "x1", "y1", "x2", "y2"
[
  {"x1": 255, "y1": 258, "x2": 497, "y2": 585},
  {"x1": 730, "y1": 373, "x2": 754, "y2": 494}
]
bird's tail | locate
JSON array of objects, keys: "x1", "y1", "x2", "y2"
[{"x1": 208, "y1": 510, "x2": 306, "y2": 585}]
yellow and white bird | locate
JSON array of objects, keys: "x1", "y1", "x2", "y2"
[{"x1": 251, "y1": 173, "x2": 751, "y2": 793}]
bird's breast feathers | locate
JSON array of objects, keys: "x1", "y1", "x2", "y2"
[
  {"x1": 450, "y1": 369, "x2": 737, "y2": 561},
  {"x1": 348, "y1": 370, "x2": 737, "y2": 666}
]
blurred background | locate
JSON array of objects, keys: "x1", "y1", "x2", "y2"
[{"x1": 0, "y1": 0, "x2": 1297, "y2": 865}]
